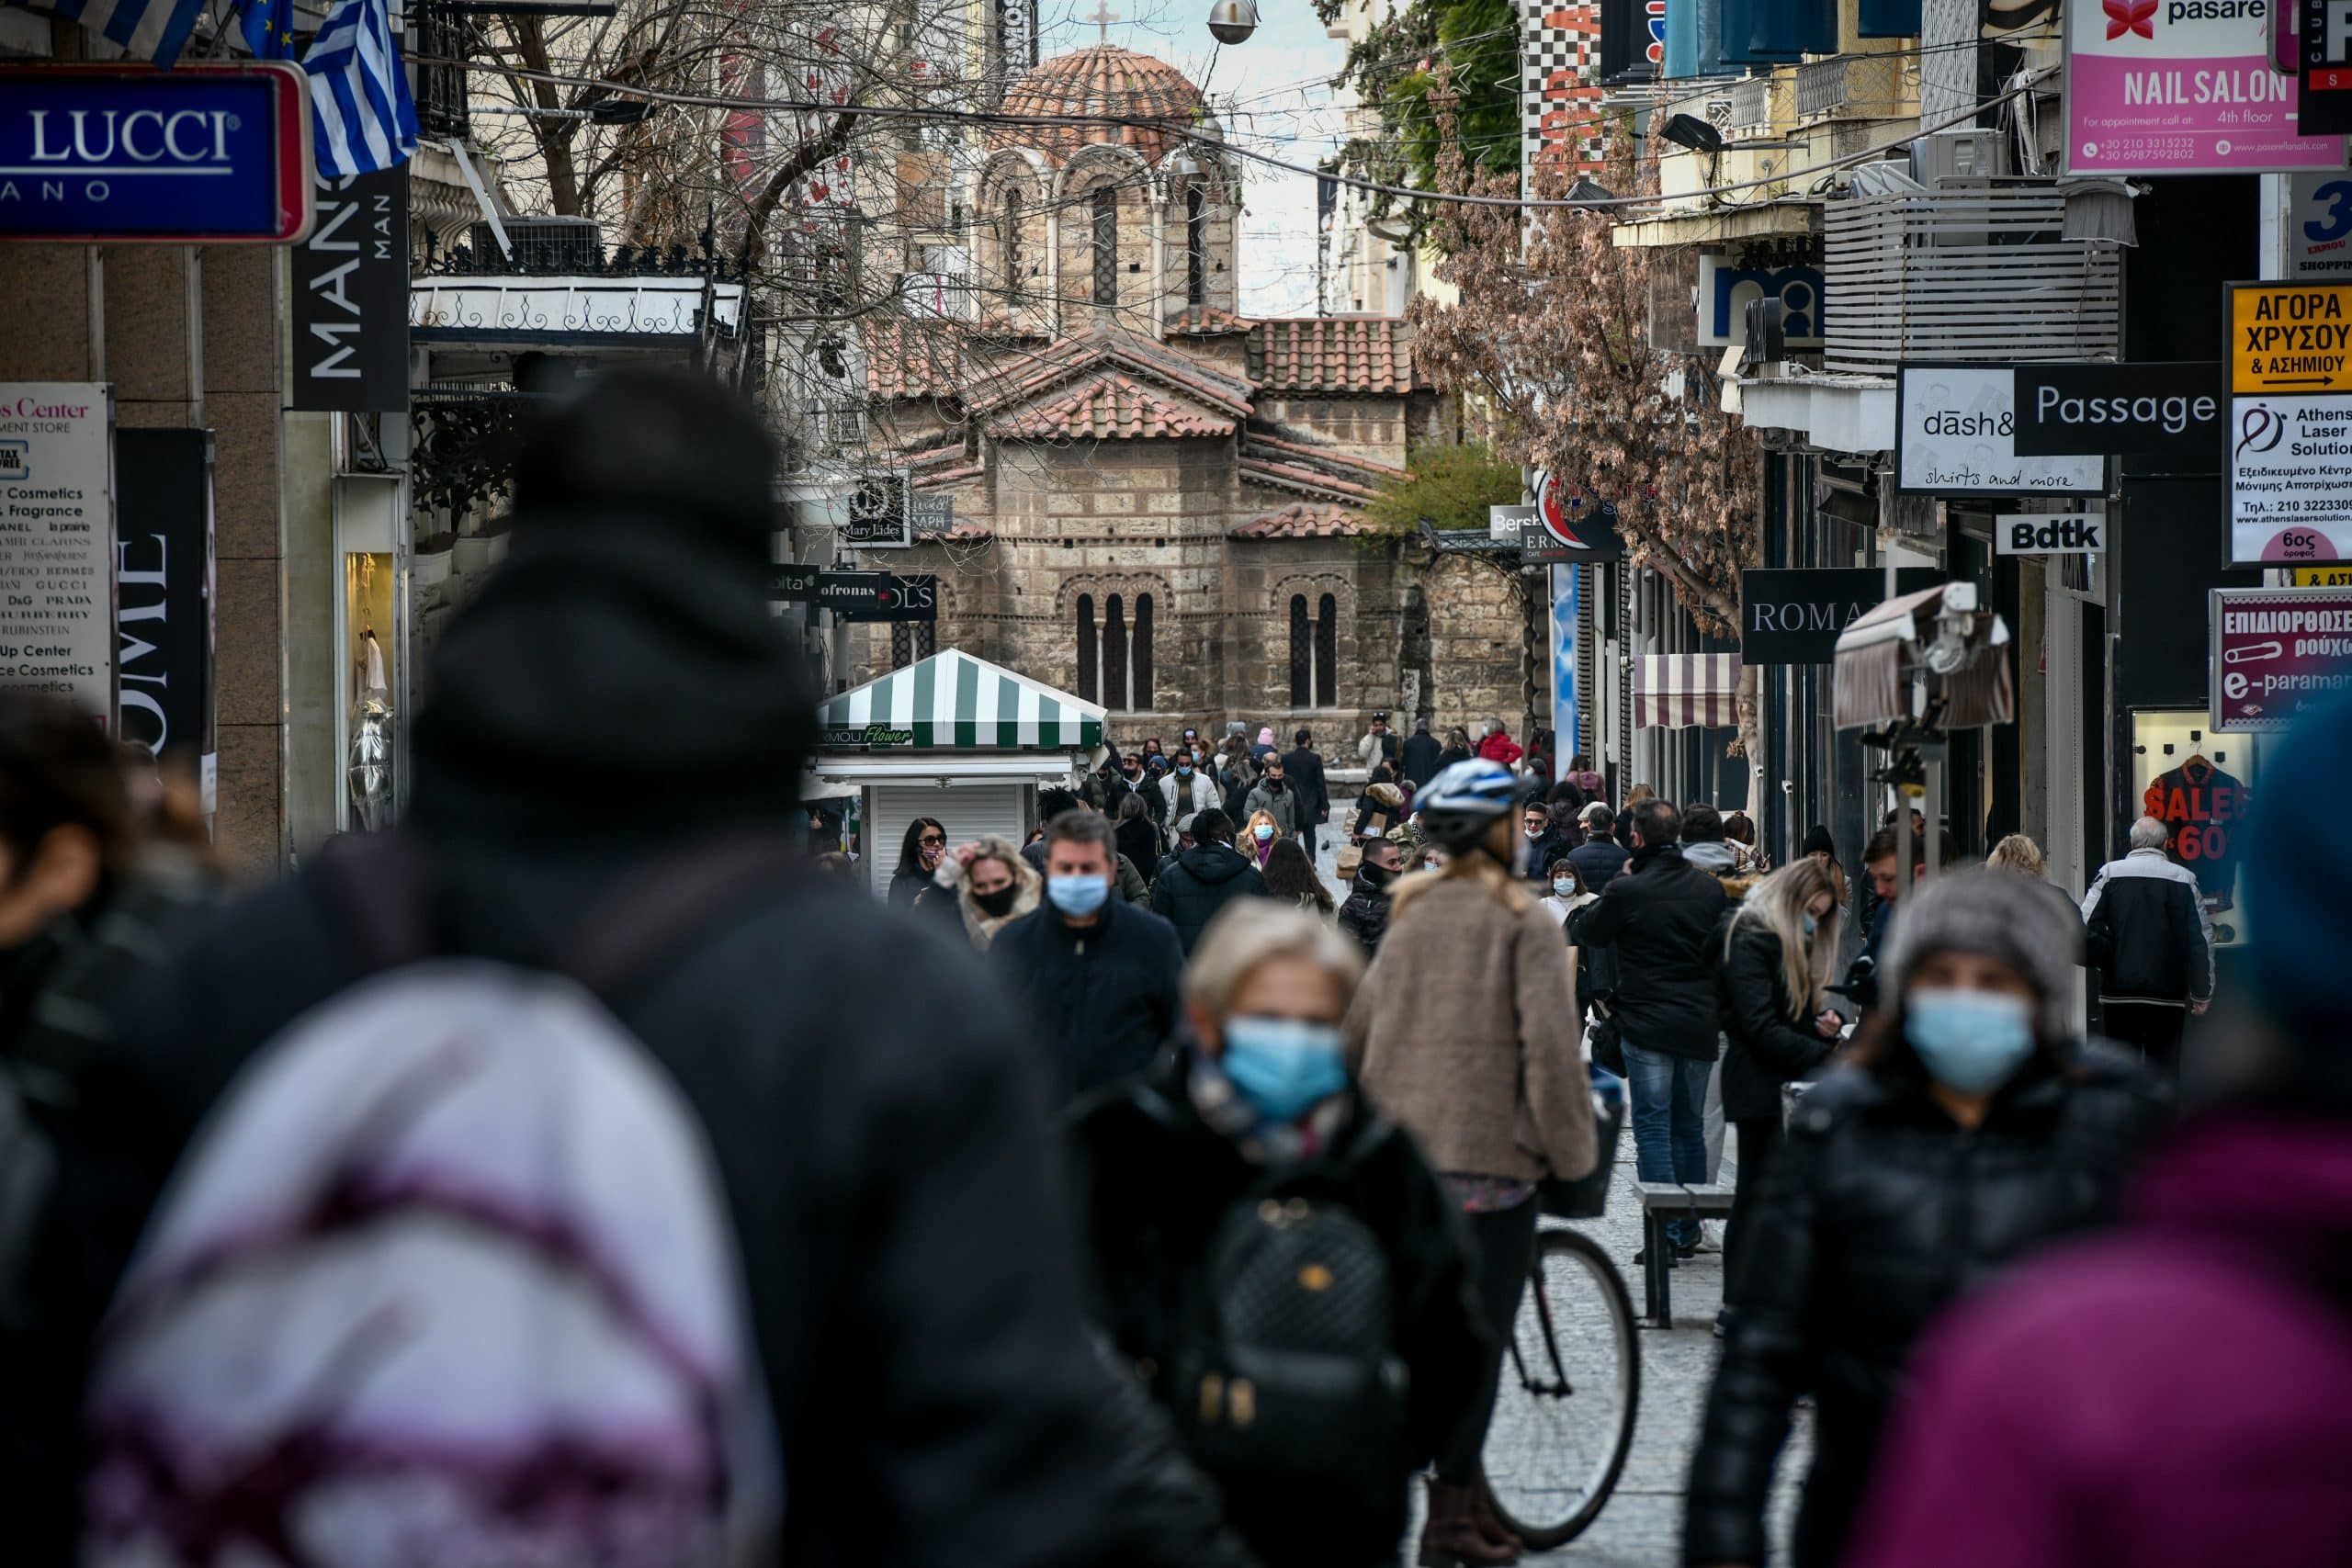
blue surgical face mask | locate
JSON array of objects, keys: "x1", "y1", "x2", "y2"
[
  {"x1": 1177, "y1": 763, "x2": 1193, "y2": 777},
  {"x1": 1802, "y1": 911, "x2": 1819, "y2": 936},
  {"x1": 1219, "y1": 1016, "x2": 1349, "y2": 1122},
  {"x1": 1905, "y1": 987, "x2": 2036, "y2": 1095},
  {"x1": 1046, "y1": 873, "x2": 1111, "y2": 919},
  {"x1": 1552, "y1": 876, "x2": 1577, "y2": 898}
]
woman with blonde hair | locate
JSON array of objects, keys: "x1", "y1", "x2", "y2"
[
  {"x1": 1346, "y1": 759, "x2": 1595, "y2": 1564},
  {"x1": 1242, "y1": 807, "x2": 1283, "y2": 868},
  {"x1": 1985, "y1": 832, "x2": 2047, "y2": 876},
  {"x1": 930, "y1": 835, "x2": 1040, "y2": 950},
  {"x1": 1716, "y1": 858, "x2": 1845, "y2": 1291},
  {"x1": 1069, "y1": 901, "x2": 1489, "y2": 1568}
]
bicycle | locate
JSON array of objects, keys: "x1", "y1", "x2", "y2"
[{"x1": 1480, "y1": 1096, "x2": 1641, "y2": 1549}]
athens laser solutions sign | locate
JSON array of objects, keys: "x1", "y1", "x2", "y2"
[{"x1": 0, "y1": 64, "x2": 312, "y2": 243}]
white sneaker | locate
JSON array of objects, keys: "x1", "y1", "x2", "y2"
[{"x1": 1691, "y1": 1221, "x2": 1724, "y2": 1255}]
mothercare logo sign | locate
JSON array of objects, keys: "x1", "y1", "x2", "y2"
[{"x1": 2064, "y1": 0, "x2": 2342, "y2": 174}]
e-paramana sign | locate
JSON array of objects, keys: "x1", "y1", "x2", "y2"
[{"x1": 2210, "y1": 584, "x2": 2352, "y2": 729}]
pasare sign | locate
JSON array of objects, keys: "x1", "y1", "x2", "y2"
[
  {"x1": 2064, "y1": 0, "x2": 2342, "y2": 175},
  {"x1": 0, "y1": 64, "x2": 312, "y2": 243},
  {"x1": 2210, "y1": 584, "x2": 2352, "y2": 728}
]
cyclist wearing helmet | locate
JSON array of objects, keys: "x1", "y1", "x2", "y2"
[{"x1": 1344, "y1": 758, "x2": 1597, "y2": 1566}]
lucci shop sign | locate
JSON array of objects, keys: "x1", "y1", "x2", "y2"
[
  {"x1": 0, "y1": 64, "x2": 312, "y2": 243},
  {"x1": 1740, "y1": 568, "x2": 1939, "y2": 665}
]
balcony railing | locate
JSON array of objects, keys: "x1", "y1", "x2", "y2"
[
  {"x1": 1821, "y1": 186, "x2": 2121, "y2": 376},
  {"x1": 410, "y1": 276, "x2": 747, "y2": 341},
  {"x1": 1795, "y1": 53, "x2": 1912, "y2": 121},
  {"x1": 1729, "y1": 77, "x2": 1772, "y2": 133}
]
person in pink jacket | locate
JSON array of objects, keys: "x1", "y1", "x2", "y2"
[{"x1": 1847, "y1": 689, "x2": 2352, "y2": 1568}]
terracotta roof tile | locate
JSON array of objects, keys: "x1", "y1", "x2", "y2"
[
  {"x1": 861, "y1": 317, "x2": 978, "y2": 400},
  {"x1": 1247, "y1": 316, "x2": 1419, "y2": 395},
  {"x1": 911, "y1": 462, "x2": 986, "y2": 489},
  {"x1": 1245, "y1": 432, "x2": 1408, "y2": 479},
  {"x1": 1238, "y1": 457, "x2": 1381, "y2": 502},
  {"x1": 991, "y1": 45, "x2": 1209, "y2": 166},
  {"x1": 1230, "y1": 502, "x2": 1374, "y2": 539},
  {"x1": 991, "y1": 373, "x2": 1237, "y2": 440},
  {"x1": 1165, "y1": 305, "x2": 1257, "y2": 336}
]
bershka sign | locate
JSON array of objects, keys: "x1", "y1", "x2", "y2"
[
  {"x1": 2063, "y1": 0, "x2": 2341, "y2": 175},
  {"x1": 2210, "y1": 584, "x2": 2352, "y2": 728},
  {"x1": 0, "y1": 64, "x2": 312, "y2": 243},
  {"x1": 292, "y1": 166, "x2": 409, "y2": 413},
  {"x1": 1895, "y1": 366, "x2": 2107, "y2": 496},
  {"x1": 817, "y1": 570, "x2": 937, "y2": 622},
  {"x1": 1996, "y1": 513, "x2": 2109, "y2": 554},
  {"x1": 2013, "y1": 363, "x2": 2222, "y2": 456},
  {"x1": 1739, "y1": 568, "x2": 1940, "y2": 665}
]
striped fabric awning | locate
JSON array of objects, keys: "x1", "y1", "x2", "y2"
[
  {"x1": 818, "y1": 649, "x2": 1105, "y2": 751},
  {"x1": 1635, "y1": 652, "x2": 1743, "y2": 729}
]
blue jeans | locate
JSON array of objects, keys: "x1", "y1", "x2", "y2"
[{"x1": 1623, "y1": 1041, "x2": 1713, "y2": 1247}]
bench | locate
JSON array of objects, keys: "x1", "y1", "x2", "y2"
[{"x1": 1633, "y1": 1181, "x2": 1736, "y2": 1329}]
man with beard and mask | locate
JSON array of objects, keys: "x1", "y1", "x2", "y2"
[
  {"x1": 1336, "y1": 831, "x2": 1405, "y2": 957},
  {"x1": 8, "y1": 372, "x2": 1253, "y2": 1568},
  {"x1": 1241, "y1": 753, "x2": 1300, "y2": 843}
]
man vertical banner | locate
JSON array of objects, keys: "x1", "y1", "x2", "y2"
[
  {"x1": 114, "y1": 430, "x2": 218, "y2": 807},
  {"x1": 1552, "y1": 563, "x2": 1580, "y2": 782},
  {"x1": 291, "y1": 164, "x2": 411, "y2": 412}
]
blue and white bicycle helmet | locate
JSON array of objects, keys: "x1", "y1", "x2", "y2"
[{"x1": 1414, "y1": 758, "x2": 1530, "y2": 851}]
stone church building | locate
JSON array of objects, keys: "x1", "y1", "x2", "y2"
[{"x1": 849, "y1": 43, "x2": 1533, "y2": 743}]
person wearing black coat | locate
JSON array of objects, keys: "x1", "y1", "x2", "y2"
[
  {"x1": 888, "y1": 816, "x2": 948, "y2": 908},
  {"x1": 1280, "y1": 728, "x2": 1331, "y2": 848},
  {"x1": 1569, "y1": 799, "x2": 1728, "y2": 1255},
  {"x1": 1336, "y1": 835, "x2": 1403, "y2": 957},
  {"x1": 1114, "y1": 793, "x2": 1166, "y2": 887},
  {"x1": 1397, "y1": 718, "x2": 1444, "y2": 789},
  {"x1": 1069, "y1": 902, "x2": 1491, "y2": 1568},
  {"x1": 1685, "y1": 870, "x2": 2169, "y2": 1568},
  {"x1": 1148, "y1": 809, "x2": 1271, "y2": 954},
  {"x1": 9, "y1": 371, "x2": 1250, "y2": 1568},
  {"x1": 1566, "y1": 807, "x2": 1631, "y2": 896},
  {"x1": 1713, "y1": 860, "x2": 1844, "y2": 1294}
]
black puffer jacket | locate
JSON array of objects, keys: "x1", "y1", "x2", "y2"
[
  {"x1": 1149, "y1": 841, "x2": 1270, "y2": 954},
  {"x1": 1335, "y1": 870, "x2": 1393, "y2": 956},
  {"x1": 993, "y1": 897, "x2": 1186, "y2": 1099},
  {"x1": 1684, "y1": 1046, "x2": 2170, "y2": 1568},
  {"x1": 1070, "y1": 1054, "x2": 1489, "y2": 1568},
  {"x1": 1568, "y1": 842, "x2": 1726, "y2": 1060},
  {"x1": 1717, "y1": 918, "x2": 1836, "y2": 1122}
]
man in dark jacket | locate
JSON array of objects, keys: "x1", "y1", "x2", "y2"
[
  {"x1": 2080, "y1": 816, "x2": 2214, "y2": 1073},
  {"x1": 1397, "y1": 716, "x2": 1444, "y2": 790},
  {"x1": 1570, "y1": 797, "x2": 1726, "y2": 1257},
  {"x1": 1148, "y1": 808, "x2": 1270, "y2": 954},
  {"x1": 1281, "y1": 728, "x2": 1331, "y2": 849},
  {"x1": 997, "y1": 809, "x2": 1187, "y2": 1096},
  {"x1": 1568, "y1": 806, "x2": 1631, "y2": 895},
  {"x1": 10, "y1": 372, "x2": 1246, "y2": 1568},
  {"x1": 1336, "y1": 832, "x2": 1403, "y2": 957}
]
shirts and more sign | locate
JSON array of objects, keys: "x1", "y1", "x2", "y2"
[
  {"x1": 291, "y1": 166, "x2": 409, "y2": 412},
  {"x1": 1738, "y1": 568, "x2": 1940, "y2": 664},
  {"x1": 0, "y1": 384, "x2": 116, "y2": 722},
  {"x1": 2062, "y1": 0, "x2": 2342, "y2": 175},
  {"x1": 2209, "y1": 584, "x2": 2352, "y2": 730},
  {"x1": 1894, "y1": 366, "x2": 2106, "y2": 496},
  {"x1": 2225, "y1": 281, "x2": 2352, "y2": 563},
  {"x1": 0, "y1": 64, "x2": 313, "y2": 243}
]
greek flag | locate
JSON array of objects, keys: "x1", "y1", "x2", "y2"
[
  {"x1": 301, "y1": 0, "x2": 419, "y2": 177},
  {"x1": 1, "y1": 0, "x2": 209, "y2": 66}
]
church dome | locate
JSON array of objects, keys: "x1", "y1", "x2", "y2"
[{"x1": 994, "y1": 44, "x2": 1211, "y2": 166}]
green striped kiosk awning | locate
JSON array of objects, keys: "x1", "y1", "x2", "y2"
[{"x1": 817, "y1": 649, "x2": 1107, "y2": 751}]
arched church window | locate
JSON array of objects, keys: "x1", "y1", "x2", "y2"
[
  {"x1": 1103, "y1": 592, "x2": 1129, "y2": 711},
  {"x1": 1288, "y1": 594, "x2": 1311, "y2": 707},
  {"x1": 1185, "y1": 182, "x2": 1207, "y2": 307},
  {"x1": 1132, "y1": 593, "x2": 1154, "y2": 711},
  {"x1": 890, "y1": 619, "x2": 936, "y2": 671},
  {"x1": 1076, "y1": 593, "x2": 1097, "y2": 702},
  {"x1": 1316, "y1": 592, "x2": 1338, "y2": 708},
  {"x1": 1092, "y1": 186, "x2": 1118, "y2": 308},
  {"x1": 1003, "y1": 188, "x2": 1023, "y2": 299}
]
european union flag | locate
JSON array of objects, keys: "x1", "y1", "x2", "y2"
[{"x1": 242, "y1": 0, "x2": 297, "y2": 60}]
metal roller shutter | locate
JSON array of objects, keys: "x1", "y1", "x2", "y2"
[{"x1": 866, "y1": 783, "x2": 1029, "y2": 900}]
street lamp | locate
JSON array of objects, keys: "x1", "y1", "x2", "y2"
[{"x1": 1207, "y1": 0, "x2": 1258, "y2": 43}]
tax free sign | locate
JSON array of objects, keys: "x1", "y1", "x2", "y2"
[{"x1": 0, "y1": 65, "x2": 313, "y2": 243}]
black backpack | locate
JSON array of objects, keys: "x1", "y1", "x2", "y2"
[{"x1": 1166, "y1": 1126, "x2": 1414, "y2": 1517}]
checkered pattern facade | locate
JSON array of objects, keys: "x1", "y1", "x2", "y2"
[{"x1": 1521, "y1": 0, "x2": 1607, "y2": 178}]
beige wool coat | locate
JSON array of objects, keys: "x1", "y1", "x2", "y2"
[{"x1": 1345, "y1": 875, "x2": 1598, "y2": 1185}]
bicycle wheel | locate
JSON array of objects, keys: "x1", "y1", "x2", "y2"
[{"x1": 1480, "y1": 1224, "x2": 1641, "y2": 1549}]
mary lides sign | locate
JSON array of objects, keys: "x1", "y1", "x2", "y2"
[
  {"x1": 0, "y1": 64, "x2": 312, "y2": 243},
  {"x1": 1740, "y1": 568, "x2": 1941, "y2": 664}
]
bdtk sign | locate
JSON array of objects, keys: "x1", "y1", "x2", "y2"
[{"x1": 1996, "y1": 513, "x2": 2107, "y2": 554}]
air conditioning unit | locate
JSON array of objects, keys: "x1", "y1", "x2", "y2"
[
  {"x1": 1912, "y1": 130, "x2": 2009, "y2": 187},
  {"x1": 470, "y1": 216, "x2": 605, "y2": 271}
]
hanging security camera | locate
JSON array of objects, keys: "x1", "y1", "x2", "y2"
[{"x1": 1207, "y1": 0, "x2": 1258, "y2": 43}]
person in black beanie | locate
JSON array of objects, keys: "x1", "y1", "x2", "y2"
[{"x1": 12, "y1": 370, "x2": 1256, "y2": 1568}]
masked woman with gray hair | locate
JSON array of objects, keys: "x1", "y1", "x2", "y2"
[
  {"x1": 1684, "y1": 869, "x2": 2170, "y2": 1568},
  {"x1": 1068, "y1": 900, "x2": 1489, "y2": 1568}
]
